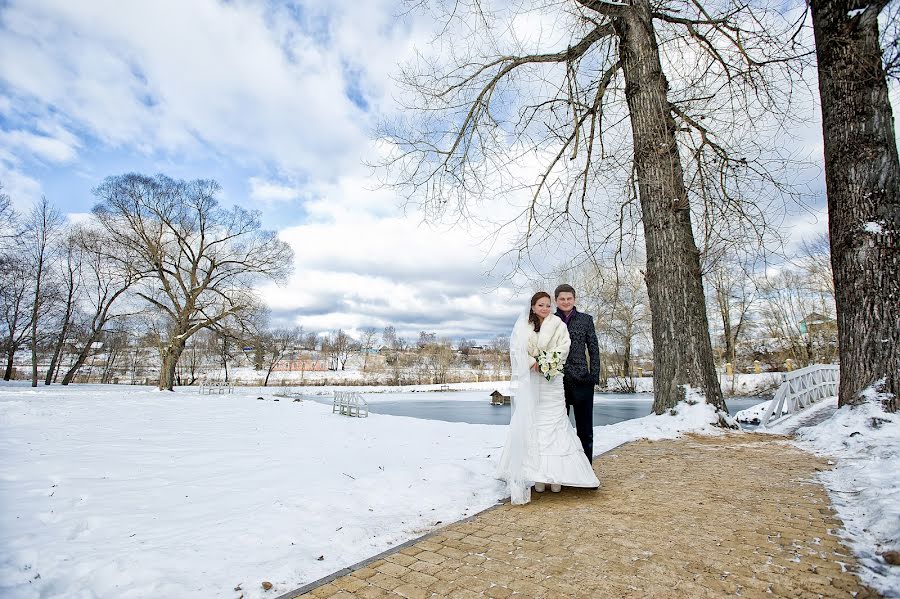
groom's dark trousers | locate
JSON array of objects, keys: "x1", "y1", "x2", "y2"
[
  {"x1": 556, "y1": 307, "x2": 600, "y2": 464},
  {"x1": 564, "y1": 377, "x2": 595, "y2": 462}
]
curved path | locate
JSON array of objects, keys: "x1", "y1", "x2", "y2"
[{"x1": 280, "y1": 432, "x2": 878, "y2": 598}]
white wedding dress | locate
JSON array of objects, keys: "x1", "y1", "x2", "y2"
[{"x1": 498, "y1": 313, "x2": 599, "y2": 504}]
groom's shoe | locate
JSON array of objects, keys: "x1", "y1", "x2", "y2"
[
  {"x1": 534, "y1": 483, "x2": 546, "y2": 493},
  {"x1": 550, "y1": 484, "x2": 562, "y2": 493}
]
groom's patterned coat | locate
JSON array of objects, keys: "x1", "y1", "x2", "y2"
[{"x1": 557, "y1": 309, "x2": 600, "y2": 385}]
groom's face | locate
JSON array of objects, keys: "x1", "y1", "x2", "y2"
[{"x1": 556, "y1": 292, "x2": 575, "y2": 312}]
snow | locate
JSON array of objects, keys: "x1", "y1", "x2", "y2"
[
  {"x1": 848, "y1": 7, "x2": 867, "y2": 18},
  {"x1": 864, "y1": 221, "x2": 884, "y2": 234},
  {"x1": 0, "y1": 382, "x2": 730, "y2": 598},
  {"x1": 789, "y1": 382, "x2": 900, "y2": 598}
]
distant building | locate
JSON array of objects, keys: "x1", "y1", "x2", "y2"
[{"x1": 490, "y1": 390, "x2": 511, "y2": 405}]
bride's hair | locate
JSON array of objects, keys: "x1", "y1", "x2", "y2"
[{"x1": 528, "y1": 291, "x2": 551, "y2": 332}]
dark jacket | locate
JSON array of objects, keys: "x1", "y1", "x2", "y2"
[{"x1": 556, "y1": 308, "x2": 600, "y2": 385}]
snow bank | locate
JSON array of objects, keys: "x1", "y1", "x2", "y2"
[
  {"x1": 792, "y1": 382, "x2": 900, "y2": 597},
  {"x1": 593, "y1": 399, "x2": 728, "y2": 455}
]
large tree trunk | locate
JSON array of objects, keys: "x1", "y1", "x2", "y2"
[
  {"x1": 613, "y1": 0, "x2": 725, "y2": 415},
  {"x1": 159, "y1": 340, "x2": 186, "y2": 391},
  {"x1": 811, "y1": 1, "x2": 899, "y2": 410}
]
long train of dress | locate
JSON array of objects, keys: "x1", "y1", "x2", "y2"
[{"x1": 521, "y1": 372, "x2": 599, "y2": 487}]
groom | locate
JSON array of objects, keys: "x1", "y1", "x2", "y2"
[{"x1": 554, "y1": 284, "x2": 600, "y2": 463}]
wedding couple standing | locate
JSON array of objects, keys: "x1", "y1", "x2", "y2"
[{"x1": 498, "y1": 284, "x2": 601, "y2": 505}]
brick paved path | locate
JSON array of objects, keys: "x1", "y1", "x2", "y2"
[{"x1": 285, "y1": 433, "x2": 878, "y2": 598}]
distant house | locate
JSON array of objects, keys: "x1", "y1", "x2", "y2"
[
  {"x1": 490, "y1": 390, "x2": 511, "y2": 405},
  {"x1": 800, "y1": 312, "x2": 836, "y2": 335}
]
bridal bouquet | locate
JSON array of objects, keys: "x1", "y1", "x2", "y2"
[{"x1": 536, "y1": 350, "x2": 562, "y2": 381}]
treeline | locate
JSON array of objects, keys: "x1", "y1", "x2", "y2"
[{"x1": 0, "y1": 174, "x2": 293, "y2": 390}]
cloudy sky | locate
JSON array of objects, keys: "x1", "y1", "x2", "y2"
[{"x1": 0, "y1": 0, "x2": 855, "y2": 342}]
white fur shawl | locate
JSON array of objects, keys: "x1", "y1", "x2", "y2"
[{"x1": 526, "y1": 314, "x2": 571, "y2": 368}]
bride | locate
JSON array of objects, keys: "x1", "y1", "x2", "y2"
[{"x1": 498, "y1": 291, "x2": 600, "y2": 504}]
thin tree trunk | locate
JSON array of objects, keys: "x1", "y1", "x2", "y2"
[
  {"x1": 4, "y1": 351, "x2": 14, "y2": 381},
  {"x1": 811, "y1": 0, "x2": 899, "y2": 410},
  {"x1": 613, "y1": 0, "x2": 725, "y2": 415},
  {"x1": 45, "y1": 309, "x2": 73, "y2": 385},
  {"x1": 61, "y1": 331, "x2": 102, "y2": 385}
]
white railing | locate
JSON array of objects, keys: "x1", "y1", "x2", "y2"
[
  {"x1": 758, "y1": 364, "x2": 839, "y2": 427},
  {"x1": 332, "y1": 391, "x2": 368, "y2": 417}
]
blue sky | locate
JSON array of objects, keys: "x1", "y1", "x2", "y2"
[{"x1": 1, "y1": 0, "x2": 867, "y2": 342}]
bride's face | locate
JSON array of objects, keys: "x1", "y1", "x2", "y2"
[{"x1": 532, "y1": 296, "x2": 552, "y2": 320}]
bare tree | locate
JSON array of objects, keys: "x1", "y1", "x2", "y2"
[
  {"x1": 261, "y1": 326, "x2": 303, "y2": 386},
  {"x1": 707, "y1": 257, "x2": 756, "y2": 371},
  {"x1": 382, "y1": 325, "x2": 398, "y2": 350},
  {"x1": 810, "y1": 0, "x2": 898, "y2": 409},
  {"x1": 44, "y1": 231, "x2": 82, "y2": 384},
  {"x1": 758, "y1": 268, "x2": 836, "y2": 367},
  {"x1": 383, "y1": 0, "x2": 806, "y2": 415},
  {"x1": 358, "y1": 326, "x2": 379, "y2": 371},
  {"x1": 24, "y1": 197, "x2": 64, "y2": 387},
  {"x1": 0, "y1": 257, "x2": 32, "y2": 380},
  {"x1": 60, "y1": 227, "x2": 139, "y2": 385},
  {"x1": 92, "y1": 174, "x2": 293, "y2": 391},
  {"x1": 331, "y1": 329, "x2": 353, "y2": 371},
  {"x1": 0, "y1": 181, "x2": 15, "y2": 247}
]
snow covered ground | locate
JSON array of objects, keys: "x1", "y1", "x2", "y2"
[
  {"x1": 788, "y1": 386, "x2": 900, "y2": 598},
  {"x1": 0, "y1": 382, "x2": 730, "y2": 599},
  {"x1": 0, "y1": 384, "x2": 732, "y2": 599}
]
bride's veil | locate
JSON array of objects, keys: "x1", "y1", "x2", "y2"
[{"x1": 497, "y1": 307, "x2": 538, "y2": 505}]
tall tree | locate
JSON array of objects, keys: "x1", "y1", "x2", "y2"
[
  {"x1": 358, "y1": 326, "x2": 379, "y2": 372},
  {"x1": 60, "y1": 227, "x2": 138, "y2": 385},
  {"x1": 92, "y1": 174, "x2": 293, "y2": 391},
  {"x1": 385, "y1": 0, "x2": 803, "y2": 415},
  {"x1": 260, "y1": 326, "x2": 303, "y2": 386},
  {"x1": 24, "y1": 197, "x2": 64, "y2": 387},
  {"x1": 810, "y1": 0, "x2": 899, "y2": 410},
  {"x1": 44, "y1": 231, "x2": 82, "y2": 384},
  {"x1": 0, "y1": 257, "x2": 33, "y2": 380}
]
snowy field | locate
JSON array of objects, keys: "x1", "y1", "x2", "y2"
[{"x1": 1, "y1": 381, "x2": 896, "y2": 598}]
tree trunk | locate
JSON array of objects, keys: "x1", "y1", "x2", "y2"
[
  {"x1": 45, "y1": 315, "x2": 72, "y2": 385},
  {"x1": 159, "y1": 341, "x2": 186, "y2": 391},
  {"x1": 4, "y1": 350, "x2": 14, "y2": 381},
  {"x1": 613, "y1": 0, "x2": 725, "y2": 414},
  {"x1": 811, "y1": 0, "x2": 899, "y2": 410},
  {"x1": 61, "y1": 331, "x2": 102, "y2": 385}
]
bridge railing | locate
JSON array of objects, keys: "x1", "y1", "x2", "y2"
[{"x1": 758, "y1": 364, "x2": 839, "y2": 428}]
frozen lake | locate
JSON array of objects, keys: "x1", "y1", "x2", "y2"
[{"x1": 307, "y1": 391, "x2": 767, "y2": 426}]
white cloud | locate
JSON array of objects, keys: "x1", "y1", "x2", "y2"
[
  {"x1": 0, "y1": 0, "x2": 382, "y2": 179},
  {"x1": 248, "y1": 177, "x2": 300, "y2": 204},
  {"x1": 0, "y1": 163, "x2": 43, "y2": 209},
  {"x1": 0, "y1": 128, "x2": 78, "y2": 163}
]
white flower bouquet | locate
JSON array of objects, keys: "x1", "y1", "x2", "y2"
[{"x1": 536, "y1": 350, "x2": 562, "y2": 381}]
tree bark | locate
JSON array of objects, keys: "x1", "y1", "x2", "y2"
[
  {"x1": 159, "y1": 340, "x2": 186, "y2": 391},
  {"x1": 612, "y1": 0, "x2": 725, "y2": 414},
  {"x1": 811, "y1": 0, "x2": 900, "y2": 410},
  {"x1": 3, "y1": 351, "x2": 14, "y2": 381}
]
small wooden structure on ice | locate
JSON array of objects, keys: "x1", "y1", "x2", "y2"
[{"x1": 490, "y1": 390, "x2": 511, "y2": 405}]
